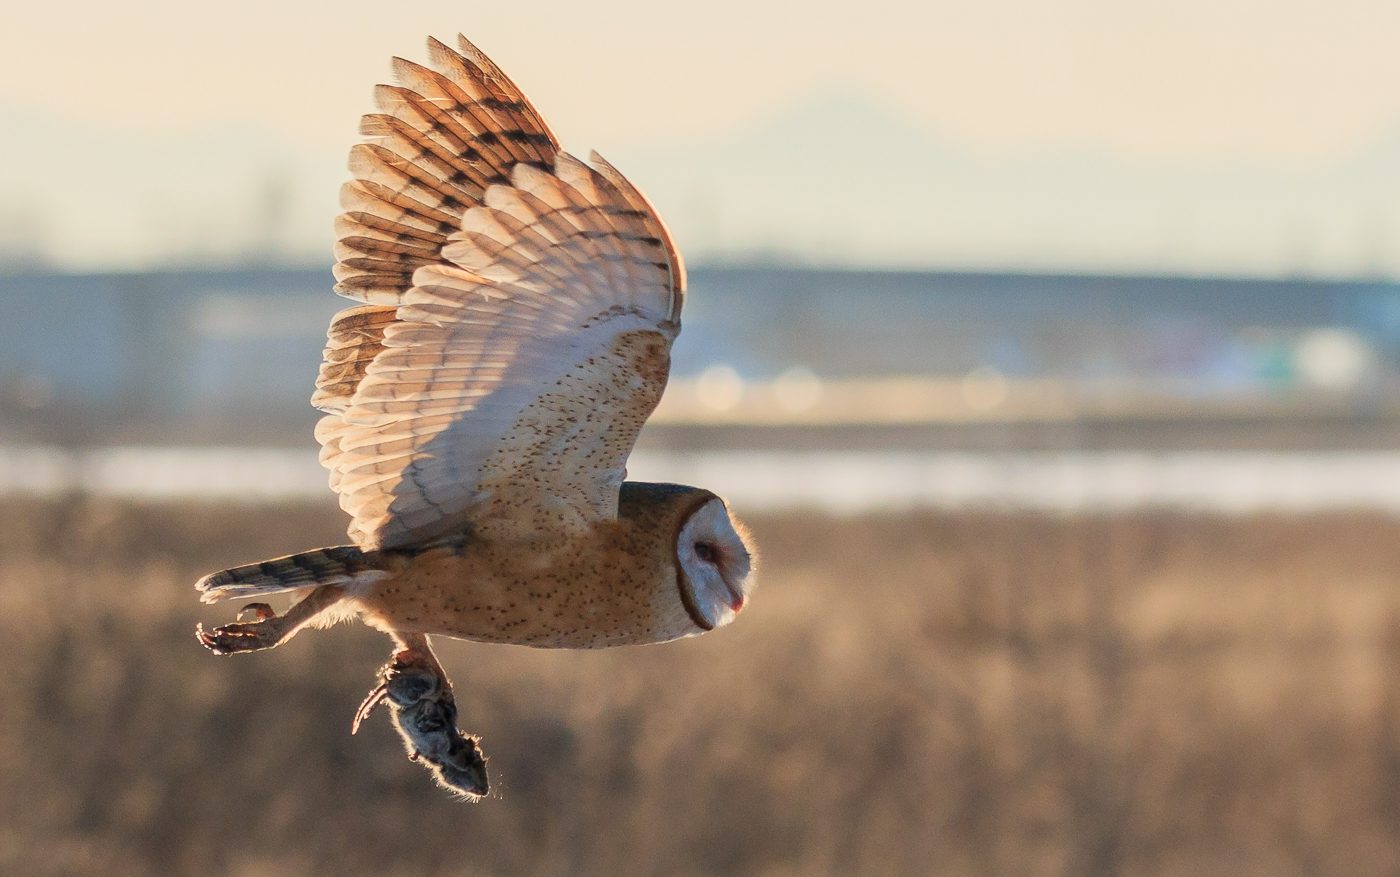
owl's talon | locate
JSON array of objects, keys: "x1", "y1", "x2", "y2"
[
  {"x1": 352, "y1": 682, "x2": 390, "y2": 735},
  {"x1": 237, "y1": 602, "x2": 276, "y2": 622}
]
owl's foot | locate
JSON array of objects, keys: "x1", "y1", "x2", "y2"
[
  {"x1": 196, "y1": 587, "x2": 345, "y2": 656},
  {"x1": 195, "y1": 611, "x2": 289, "y2": 655},
  {"x1": 354, "y1": 635, "x2": 489, "y2": 799},
  {"x1": 352, "y1": 650, "x2": 435, "y2": 730}
]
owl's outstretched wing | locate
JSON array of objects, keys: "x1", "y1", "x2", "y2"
[{"x1": 313, "y1": 36, "x2": 686, "y2": 550}]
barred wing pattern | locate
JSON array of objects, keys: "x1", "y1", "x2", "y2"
[{"x1": 314, "y1": 36, "x2": 686, "y2": 550}]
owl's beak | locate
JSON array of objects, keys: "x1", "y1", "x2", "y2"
[{"x1": 723, "y1": 581, "x2": 746, "y2": 613}]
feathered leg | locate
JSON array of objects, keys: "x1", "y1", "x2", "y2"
[
  {"x1": 354, "y1": 632, "x2": 489, "y2": 798},
  {"x1": 195, "y1": 584, "x2": 346, "y2": 655}
]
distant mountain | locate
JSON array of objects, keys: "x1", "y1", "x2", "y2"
[
  {"x1": 5, "y1": 94, "x2": 1400, "y2": 276},
  {"x1": 610, "y1": 91, "x2": 1400, "y2": 276}
]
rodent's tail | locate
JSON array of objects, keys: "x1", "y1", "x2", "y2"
[{"x1": 196, "y1": 545, "x2": 384, "y2": 604}]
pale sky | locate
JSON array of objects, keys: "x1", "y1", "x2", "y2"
[{"x1": 4, "y1": 0, "x2": 1400, "y2": 273}]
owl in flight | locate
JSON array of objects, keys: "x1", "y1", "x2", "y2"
[{"x1": 195, "y1": 34, "x2": 757, "y2": 798}]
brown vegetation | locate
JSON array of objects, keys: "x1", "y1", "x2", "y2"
[{"x1": 4, "y1": 497, "x2": 1400, "y2": 875}]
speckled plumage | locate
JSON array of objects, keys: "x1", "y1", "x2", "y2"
[
  {"x1": 195, "y1": 34, "x2": 756, "y2": 799},
  {"x1": 351, "y1": 484, "x2": 718, "y2": 649}
]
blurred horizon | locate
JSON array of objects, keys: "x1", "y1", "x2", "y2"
[{"x1": 7, "y1": 264, "x2": 1400, "y2": 461}]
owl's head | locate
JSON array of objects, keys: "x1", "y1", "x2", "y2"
[
  {"x1": 621, "y1": 482, "x2": 757, "y2": 633},
  {"x1": 675, "y1": 494, "x2": 756, "y2": 630}
]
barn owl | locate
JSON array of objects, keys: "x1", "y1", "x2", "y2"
[{"x1": 194, "y1": 34, "x2": 757, "y2": 798}]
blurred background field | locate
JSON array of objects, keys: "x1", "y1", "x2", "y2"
[
  {"x1": 8, "y1": 265, "x2": 1400, "y2": 875},
  {"x1": 8, "y1": 499, "x2": 1400, "y2": 876}
]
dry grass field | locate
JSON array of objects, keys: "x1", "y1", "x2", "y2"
[{"x1": 5, "y1": 496, "x2": 1400, "y2": 875}]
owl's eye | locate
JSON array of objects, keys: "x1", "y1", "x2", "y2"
[{"x1": 693, "y1": 542, "x2": 718, "y2": 563}]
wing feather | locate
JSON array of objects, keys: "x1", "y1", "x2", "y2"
[
  {"x1": 313, "y1": 305, "x2": 399, "y2": 413},
  {"x1": 332, "y1": 37, "x2": 561, "y2": 306},
  {"x1": 314, "y1": 34, "x2": 683, "y2": 549}
]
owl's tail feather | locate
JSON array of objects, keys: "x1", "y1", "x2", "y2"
[{"x1": 196, "y1": 545, "x2": 386, "y2": 604}]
